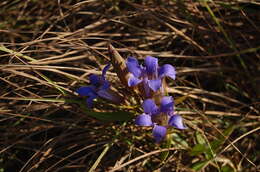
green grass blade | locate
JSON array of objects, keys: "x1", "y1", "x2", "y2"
[
  {"x1": 0, "y1": 45, "x2": 36, "y2": 62},
  {"x1": 88, "y1": 143, "x2": 112, "y2": 172}
]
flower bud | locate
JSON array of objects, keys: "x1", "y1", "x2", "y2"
[{"x1": 108, "y1": 44, "x2": 129, "y2": 87}]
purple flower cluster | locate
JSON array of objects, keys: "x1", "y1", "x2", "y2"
[
  {"x1": 126, "y1": 56, "x2": 186, "y2": 142},
  {"x1": 76, "y1": 64, "x2": 121, "y2": 107},
  {"x1": 76, "y1": 48, "x2": 186, "y2": 143},
  {"x1": 126, "y1": 56, "x2": 176, "y2": 97}
]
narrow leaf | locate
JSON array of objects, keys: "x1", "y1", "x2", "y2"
[
  {"x1": 0, "y1": 45, "x2": 36, "y2": 61},
  {"x1": 175, "y1": 95, "x2": 188, "y2": 105},
  {"x1": 80, "y1": 103, "x2": 133, "y2": 122},
  {"x1": 191, "y1": 160, "x2": 209, "y2": 171}
]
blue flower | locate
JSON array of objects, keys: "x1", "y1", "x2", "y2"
[
  {"x1": 76, "y1": 64, "x2": 121, "y2": 107},
  {"x1": 135, "y1": 97, "x2": 186, "y2": 142},
  {"x1": 126, "y1": 56, "x2": 176, "y2": 97}
]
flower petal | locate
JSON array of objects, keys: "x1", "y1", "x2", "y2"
[
  {"x1": 101, "y1": 80, "x2": 110, "y2": 90},
  {"x1": 135, "y1": 114, "x2": 153, "y2": 126},
  {"x1": 86, "y1": 94, "x2": 98, "y2": 107},
  {"x1": 76, "y1": 86, "x2": 96, "y2": 96},
  {"x1": 168, "y1": 115, "x2": 186, "y2": 129},
  {"x1": 152, "y1": 125, "x2": 167, "y2": 142},
  {"x1": 159, "y1": 64, "x2": 176, "y2": 80},
  {"x1": 160, "y1": 96, "x2": 174, "y2": 112},
  {"x1": 148, "y1": 79, "x2": 161, "y2": 92},
  {"x1": 126, "y1": 57, "x2": 142, "y2": 77},
  {"x1": 142, "y1": 99, "x2": 158, "y2": 114},
  {"x1": 102, "y1": 64, "x2": 111, "y2": 78},
  {"x1": 89, "y1": 74, "x2": 101, "y2": 85},
  {"x1": 97, "y1": 89, "x2": 119, "y2": 103},
  {"x1": 128, "y1": 74, "x2": 142, "y2": 87},
  {"x1": 145, "y1": 56, "x2": 158, "y2": 75}
]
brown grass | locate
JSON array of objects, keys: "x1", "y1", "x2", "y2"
[{"x1": 0, "y1": 0, "x2": 259, "y2": 171}]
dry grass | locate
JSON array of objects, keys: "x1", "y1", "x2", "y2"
[{"x1": 0, "y1": 0, "x2": 259, "y2": 171}]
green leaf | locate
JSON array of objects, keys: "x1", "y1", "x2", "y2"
[
  {"x1": 221, "y1": 165, "x2": 234, "y2": 172},
  {"x1": 13, "y1": 97, "x2": 133, "y2": 122},
  {"x1": 196, "y1": 132, "x2": 207, "y2": 145},
  {"x1": 190, "y1": 144, "x2": 207, "y2": 156},
  {"x1": 195, "y1": 132, "x2": 213, "y2": 159},
  {"x1": 191, "y1": 125, "x2": 236, "y2": 157},
  {"x1": 191, "y1": 160, "x2": 209, "y2": 171},
  {"x1": 160, "y1": 134, "x2": 172, "y2": 162},
  {"x1": 80, "y1": 103, "x2": 133, "y2": 122},
  {"x1": 171, "y1": 133, "x2": 189, "y2": 149},
  {"x1": 210, "y1": 125, "x2": 236, "y2": 152},
  {"x1": 85, "y1": 110, "x2": 133, "y2": 122}
]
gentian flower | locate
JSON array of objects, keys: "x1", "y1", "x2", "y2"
[
  {"x1": 135, "y1": 97, "x2": 186, "y2": 142},
  {"x1": 76, "y1": 64, "x2": 121, "y2": 107},
  {"x1": 126, "y1": 56, "x2": 176, "y2": 97}
]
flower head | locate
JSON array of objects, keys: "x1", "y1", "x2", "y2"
[
  {"x1": 76, "y1": 64, "x2": 121, "y2": 107},
  {"x1": 135, "y1": 97, "x2": 186, "y2": 142},
  {"x1": 126, "y1": 56, "x2": 176, "y2": 97}
]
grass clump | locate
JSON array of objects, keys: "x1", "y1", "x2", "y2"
[{"x1": 0, "y1": 0, "x2": 259, "y2": 171}]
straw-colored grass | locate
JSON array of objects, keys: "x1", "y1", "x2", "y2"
[{"x1": 0, "y1": 0, "x2": 259, "y2": 171}]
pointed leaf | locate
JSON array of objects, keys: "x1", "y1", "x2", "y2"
[
  {"x1": 175, "y1": 95, "x2": 188, "y2": 105},
  {"x1": 191, "y1": 160, "x2": 209, "y2": 171},
  {"x1": 80, "y1": 103, "x2": 133, "y2": 122},
  {"x1": 190, "y1": 144, "x2": 208, "y2": 156}
]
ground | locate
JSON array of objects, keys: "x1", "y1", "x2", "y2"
[{"x1": 0, "y1": 0, "x2": 259, "y2": 171}]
